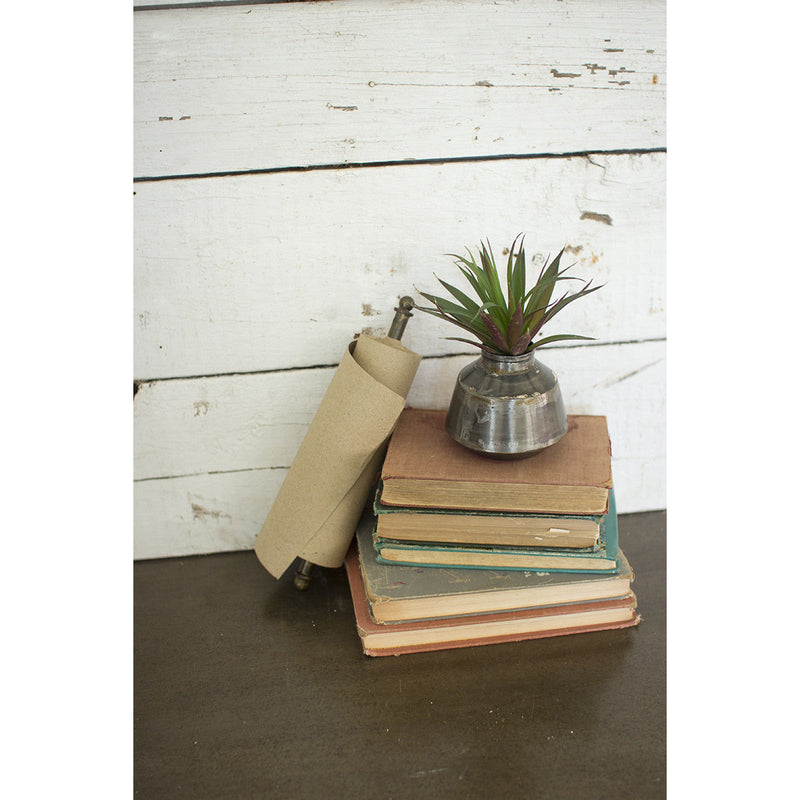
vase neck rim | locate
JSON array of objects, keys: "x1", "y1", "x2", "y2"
[{"x1": 480, "y1": 349, "x2": 534, "y2": 373}]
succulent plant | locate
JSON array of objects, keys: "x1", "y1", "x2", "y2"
[{"x1": 416, "y1": 235, "x2": 602, "y2": 356}]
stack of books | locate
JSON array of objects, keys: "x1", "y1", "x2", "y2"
[{"x1": 345, "y1": 407, "x2": 640, "y2": 656}]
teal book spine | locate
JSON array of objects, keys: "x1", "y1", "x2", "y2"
[{"x1": 605, "y1": 490, "x2": 619, "y2": 557}]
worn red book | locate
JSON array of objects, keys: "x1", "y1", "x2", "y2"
[
  {"x1": 344, "y1": 545, "x2": 639, "y2": 657},
  {"x1": 380, "y1": 408, "x2": 612, "y2": 515}
]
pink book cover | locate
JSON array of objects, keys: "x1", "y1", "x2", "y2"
[{"x1": 382, "y1": 409, "x2": 612, "y2": 492}]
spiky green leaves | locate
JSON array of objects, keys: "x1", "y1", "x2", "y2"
[{"x1": 416, "y1": 236, "x2": 602, "y2": 355}]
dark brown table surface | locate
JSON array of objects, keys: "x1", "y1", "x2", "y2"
[{"x1": 134, "y1": 510, "x2": 666, "y2": 799}]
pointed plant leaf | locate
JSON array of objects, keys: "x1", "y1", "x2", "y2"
[
  {"x1": 512, "y1": 243, "x2": 526, "y2": 306},
  {"x1": 505, "y1": 233, "x2": 524, "y2": 300},
  {"x1": 529, "y1": 333, "x2": 596, "y2": 351},
  {"x1": 454, "y1": 262, "x2": 492, "y2": 304},
  {"x1": 539, "y1": 282, "x2": 604, "y2": 327},
  {"x1": 478, "y1": 242, "x2": 507, "y2": 318},
  {"x1": 453, "y1": 254, "x2": 496, "y2": 304},
  {"x1": 444, "y1": 336, "x2": 499, "y2": 353},
  {"x1": 505, "y1": 235, "x2": 519, "y2": 301},
  {"x1": 524, "y1": 256, "x2": 560, "y2": 320},
  {"x1": 416, "y1": 303, "x2": 496, "y2": 347},
  {"x1": 506, "y1": 302, "x2": 524, "y2": 351},
  {"x1": 526, "y1": 274, "x2": 601, "y2": 334},
  {"x1": 480, "y1": 311, "x2": 510, "y2": 353},
  {"x1": 417, "y1": 290, "x2": 477, "y2": 323},
  {"x1": 510, "y1": 330, "x2": 534, "y2": 355},
  {"x1": 435, "y1": 276, "x2": 481, "y2": 313},
  {"x1": 416, "y1": 290, "x2": 500, "y2": 343}
]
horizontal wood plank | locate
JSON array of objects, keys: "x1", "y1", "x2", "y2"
[
  {"x1": 134, "y1": 0, "x2": 665, "y2": 177},
  {"x1": 134, "y1": 152, "x2": 665, "y2": 379},
  {"x1": 134, "y1": 340, "x2": 664, "y2": 557}
]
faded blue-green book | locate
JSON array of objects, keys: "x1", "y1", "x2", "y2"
[{"x1": 373, "y1": 491, "x2": 620, "y2": 573}]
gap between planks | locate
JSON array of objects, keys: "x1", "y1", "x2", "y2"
[
  {"x1": 135, "y1": 1, "x2": 308, "y2": 12},
  {"x1": 133, "y1": 336, "x2": 667, "y2": 394},
  {"x1": 133, "y1": 148, "x2": 667, "y2": 184},
  {"x1": 134, "y1": 465, "x2": 288, "y2": 484}
]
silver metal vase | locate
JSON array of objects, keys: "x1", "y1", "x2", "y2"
[{"x1": 445, "y1": 350, "x2": 568, "y2": 459}]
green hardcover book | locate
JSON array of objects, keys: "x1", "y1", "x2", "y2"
[
  {"x1": 373, "y1": 491, "x2": 620, "y2": 572},
  {"x1": 354, "y1": 507, "x2": 634, "y2": 624}
]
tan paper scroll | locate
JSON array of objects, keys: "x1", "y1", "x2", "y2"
[{"x1": 254, "y1": 334, "x2": 421, "y2": 578}]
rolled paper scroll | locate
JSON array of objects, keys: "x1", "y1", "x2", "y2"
[{"x1": 254, "y1": 334, "x2": 421, "y2": 579}]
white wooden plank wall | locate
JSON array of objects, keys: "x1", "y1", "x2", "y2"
[
  {"x1": 134, "y1": 0, "x2": 666, "y2": 559},
  {"x1": 134, "y1": 0, "x2": 664, "y2": 176}
]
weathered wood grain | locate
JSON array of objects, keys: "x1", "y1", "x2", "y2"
[
  {"x1": 132, "y1": 0, "x2": 667, "y2": 558},
  {"x1": 134, "y1": 340, "x2": 665, "y2": 557},
  {"x1": 135, "y1": 470, "x2": 284, "y2": 559},
  {"x1": 134, "y1": 151, "x2": 665, "y2": 380},
  {"x1": 134, "y1": 0, "x2": 665, "y2": 177}
]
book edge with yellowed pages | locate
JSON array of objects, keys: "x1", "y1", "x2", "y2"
[
  {"x1": 372, "y1": 490, "x2": 620, "y2": 573},
  {"x1": 372, "y1": 540, "x2": 619, "y2": 572},
  {"x1": 374, "y1": 483, "x2": 601, "y2": 548},
  {"x1": 345, "y1": 542, "x2": 640, "y2": 656},
  {"x1": 380, "y1": 478, "x2": 609, "y2": 515}
]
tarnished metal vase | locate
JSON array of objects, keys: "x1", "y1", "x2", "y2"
[{"x1": 445, "y1": 350, "x2": 568, "y2": 458}]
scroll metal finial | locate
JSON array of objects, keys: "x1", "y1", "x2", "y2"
[
  {"x1": 387, "y1": 296, "x2": 415, "y2": 341},
  {"x1": 293, "y1": 559, "x2": 314, "y2": 591}
]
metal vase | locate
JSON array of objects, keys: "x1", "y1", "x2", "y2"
[{"x1": 445, "y1": 350, "x2": 568, "y2": 458}]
